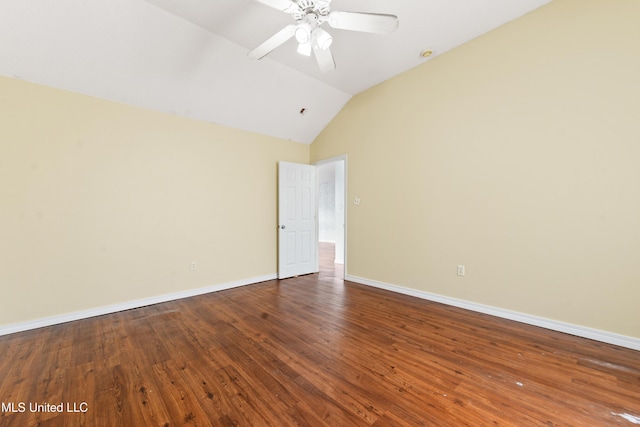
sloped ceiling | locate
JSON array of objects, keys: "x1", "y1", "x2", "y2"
[{"x1": 0, "y1": 0, "x2": 551, "y2": 143}]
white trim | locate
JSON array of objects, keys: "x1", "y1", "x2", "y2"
[
  {"x1": 0, "y1": 274, "x2": 277, "y2": 337},
  {"x1": 313, "y1": 154, "x2": 348, "y2": 167},
  {"x1": 346, "y1": 274, "x2": 640, "y2": 352}
]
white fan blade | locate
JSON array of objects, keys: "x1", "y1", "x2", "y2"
[
  {"x1": 248, "y1": 24, "x2": 297, "y2": 60},
  {"x1": 327, "y1": 11, "x2": 399, "y2": 34},
  {"x1": 313, "y1": 44, "x2": 336, "y2": 73},
  {"x1": 253, "y1": 0, "x2": 297, "y2": 12}
]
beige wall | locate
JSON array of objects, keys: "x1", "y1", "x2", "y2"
[
  {"x1": 311, "y1": 0, "x2": 640, "y2": 338},
  {"x1": 1, "y1": 76, "x2": 309, "y2": 326}
]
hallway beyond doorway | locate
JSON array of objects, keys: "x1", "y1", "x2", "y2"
[{"x1": 319, "y1": 241, "x2": 343, "y2": 280}]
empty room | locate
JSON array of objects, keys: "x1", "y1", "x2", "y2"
[{"x1": 1, "y1": 0, "x2": 639, "y2": 425}]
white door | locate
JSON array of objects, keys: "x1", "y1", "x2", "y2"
[{"x1": 278, "y1": 161, "x2": 317, "y2": 279}]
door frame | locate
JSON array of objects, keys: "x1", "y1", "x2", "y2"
[{"x1": 313, "y1": 155, "x2": 347, "y2": 278}]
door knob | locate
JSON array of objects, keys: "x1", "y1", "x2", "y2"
[{"x1": 280, "y1": 225, "x2": 286, "y2": 229}]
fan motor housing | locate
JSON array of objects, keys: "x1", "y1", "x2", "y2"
[{"x1": 292, "y1": 0, "x2": 330, "y2": 20}]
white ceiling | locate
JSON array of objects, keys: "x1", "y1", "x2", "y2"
[{"x1": 0, "y1": 0, "x2": 551, "y2": 144}]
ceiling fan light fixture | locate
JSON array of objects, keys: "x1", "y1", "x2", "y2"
[
  {"x1": 297, "y1": 42, "x2": 312, "y2": 56},
  {"x1": 314, "y1": 27, "x2": 333, "y2": 50},
  {"x1": 295, "y1": 23, "x2": 312, "y2": 44}
]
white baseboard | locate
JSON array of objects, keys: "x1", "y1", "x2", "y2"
[
  {"x1": 346, "y1": 274, "x2": 640, "y2": 352},
  {"x1": 0, "y1": 274, "x2": 277, "y2": 337}
]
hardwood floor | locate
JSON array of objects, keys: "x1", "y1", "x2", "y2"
[{"x1": 1, "y1": 246, "x2": 639, "y2": 426}]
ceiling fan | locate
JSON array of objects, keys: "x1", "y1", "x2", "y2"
[{"x1": 249, "y1": 0, "x2": 399, "y2": 72}]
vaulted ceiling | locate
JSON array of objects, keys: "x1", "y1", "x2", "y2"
[{"x1": 0, "y1": 0, "x2": 551, "y2": 144}]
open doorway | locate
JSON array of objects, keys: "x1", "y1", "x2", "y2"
[{"x1": 315, "y1": 157, "x2": 346, "y2": 279}]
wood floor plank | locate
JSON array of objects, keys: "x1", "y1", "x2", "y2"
[
  {"x1": 149, "y1": 360, "x2": 214, "y2": 427},
  {"x1": 1, "y1": 243, "x2": 639, "y2": 425}
]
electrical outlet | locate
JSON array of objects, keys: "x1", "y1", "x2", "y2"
[
  {"x1": 354, "y1": 197, "x2": 361, "y2": 206},
  {"x1": 191, "y1": 261, "x2": 197, "y2": 271},
  {"x1": 457, "y1": 265, "x2": 465, "y2": 277}
]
